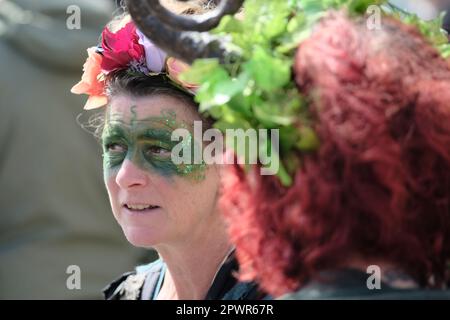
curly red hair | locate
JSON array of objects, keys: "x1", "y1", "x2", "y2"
[{"x1": 220, "y1": 12, "x2": 450, "y2": 297}]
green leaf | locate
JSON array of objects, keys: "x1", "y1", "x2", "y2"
[
  {"x1": 243, "y1": 46, "x2": 291, "y2": 91},
  {"x1": 300, "y1": 0, "x2": 327, "y2": 14},
  {"x1": 261, "y1": 0, "x2": 291, "y2": 39},
  {"x1": 180, "y1": 59, "x2": 221, "y2": 84},
  {"x1": 279, "y1": 126, "x2": 300, "y2": 153},
  {"x1": 296, "y1": 126, "x2": 320, "y2": 151},
  {"x1": 277, "y1": 162, "x2": 292, "y2": 186},
  {"x1": 253, "y1": 101, "x2": 295, "y2": 128},
  {"x1": 197, "y1": 69, "x2": 250, "y2": 112},
  {"x1": 214, "y1": 113, "x2": 252, "y2": 132},
  {"x1": 206, "y1": 105, "x2": 223, "y2": 119},
  {"x1": 213, "y1": 15, "x2": 244, "y2": 34},
  {"x1": 348, "y1": 0, "x2": 386, "y2": 15},
  {"x1": 439, "y1": 43, "x2": 450, "y2": 59},
  {"x1": 227, "y1": 93, "x2": 253, "y2": 119},
  {"x1": 195, "y1": 80, "x2": 228, "y2": 111}
]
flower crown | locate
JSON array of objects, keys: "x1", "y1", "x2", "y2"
[{"x1": 71, "y1": 19, "x2": 198, "y2": 110}]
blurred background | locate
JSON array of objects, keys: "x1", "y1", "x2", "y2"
[
  {"x1": 391, "y1": 0, "x2": 449, "y2": 20},
  {"x1": 0, "y1": 0, "x2": 154, "y2": 299},
  {"x1": 0, "y1": 0, "x2": 448, "y2": 299},
  {"x1": 391, "y1": 0, "x2": 450, "y2": 33}
]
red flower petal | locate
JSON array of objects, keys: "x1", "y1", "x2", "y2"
[{"x1": 101, "y1": 21, "x2": 144, "y2": 73}]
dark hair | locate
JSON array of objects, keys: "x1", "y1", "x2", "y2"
[{"x1": 105, "y1": 69, "x2": 197, "y2": 108}]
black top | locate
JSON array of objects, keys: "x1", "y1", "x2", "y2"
[
  {"x1": 103, "y1": 251, "x2": 266, "y2": 300},
  {"x1": 444, "y1": 10, "x2": 450, "y2": 34},
  {"x1": 281, "y1": 269, "x2": 450, "y2": 300}
]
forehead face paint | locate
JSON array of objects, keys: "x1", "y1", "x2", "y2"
[{"x1": 101, "y1": 106, "x2": 205, "y2": 182}]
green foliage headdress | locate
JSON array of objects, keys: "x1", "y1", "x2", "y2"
[{"x1": 128, "y1": 0, "x2": 450, "y2": 186}]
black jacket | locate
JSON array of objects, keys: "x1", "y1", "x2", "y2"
[{"x1": 103, "y1": 252, "x2": 266, "y2": 300}]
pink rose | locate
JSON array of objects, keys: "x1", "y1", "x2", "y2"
[{"x1": 166, "y1": 57, "x2": 199, "y2": 92}]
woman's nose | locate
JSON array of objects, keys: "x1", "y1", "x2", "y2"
[{"x1": 115, "y1": 159, "x2": 148, "y2": 189}]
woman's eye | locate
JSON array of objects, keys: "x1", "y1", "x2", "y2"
[
  {"x1": 106, "y1": 143, "x2": 127, "y2": 153},
  {"x1": 145, "y1": 145, "x2": 171, "y2": 156}
]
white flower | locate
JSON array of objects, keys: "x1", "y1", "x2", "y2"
[{"x1": 136, "y1": 29, "x2": 167, "y2": 73}]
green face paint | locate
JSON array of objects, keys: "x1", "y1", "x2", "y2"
[{"x1": 101, "y1": 107, "x2": 206, "y2": 182}]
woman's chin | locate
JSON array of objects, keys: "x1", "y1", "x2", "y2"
[{"x1": 122, "y1": 226, "x2": 161, "y2": 247}]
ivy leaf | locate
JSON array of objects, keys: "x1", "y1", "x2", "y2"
[
  {"x1": 194, "y1": 69, "x2": 229, "y2": 111},
  {"x1": 180, "y1": 59, "x2": 221, "y2": 84},
  {"x1": 296, "y1": 126, "x2": 320, "y2": 151},
  {"x1": 439, "y1": 44, "x2": 450, "y2": 59},
  {"x1": 277, "y1": 162, "x2": 293, "y2": 186},
  {"x1": 253, "y1": 101, "x2": 296, "y2": 128},
  {"x1": 300, "y1": 0, "x2": 327, "y2": 14},
  {"x1": 213, "y1": 15, "x2": 244, "y2": 34},
  {"x1": 243, "y1": 46, "x2": 291, "y2": 92},
  {"x1": 277, "y1": 12, "x2": 313, "y2": 54},
  {"x1": 261, "y1": 0, "x2": 291, "y2": 39},
  {"x1": 214, "y1": 108, "x2": 253, "y2": 131},
  {"x1": 197, "y1": 70, "x2": 250, "y2": 112},
  {"x1": 227, "y1": 90, "x2": 254, "y2": 119},
  {"x1": 348, "y1": 0, "x2": 386, "y2": 15}
]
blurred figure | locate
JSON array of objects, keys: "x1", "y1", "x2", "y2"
[
  {"x1": 431, "y1": 0, "x2": 450, "y2": 34},
  {"x1": 390, "y1": 0, "x2": 450, "y2": 37},
  {"x1": 0, "y1": 0, "x2": 150, "y2": 299},
  {"x1": 444, "y1": 12, "x2": 450, "y2": 35},
  {"x1": 390, "y1": 0, "x2": 450, "y2": 21},
  {"x1": 429, "y1": 0, "x2": 450, "y2": 13},
  {"x1": 389, "y1": 0, "x2": 438, "y2": 19},
  {"x1": 221, "y1": 10, "x2": 450, "y2": 299}
]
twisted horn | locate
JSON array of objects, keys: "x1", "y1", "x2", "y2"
[
  {"x1": 127, "y1": 0, "x2": 243, "y2": 64},
  {"x1": 131, "y1": 0, "x2": 243, "y2": 32}
]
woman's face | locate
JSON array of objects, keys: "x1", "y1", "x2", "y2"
[{"x1": 102, "y1": 94, "x2": 221, "y2": 248}]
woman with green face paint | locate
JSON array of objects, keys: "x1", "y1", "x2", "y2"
[{"x1": 71, "y1": 6, "x2": 265, "y2": 300}]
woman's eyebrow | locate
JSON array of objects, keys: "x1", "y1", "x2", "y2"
[
  {"x1": 102, "y1": 124, "x2": 128, "y2": 139},
  {"x1": 137, "y1": 128, "x2": 173, "y2": 140}
]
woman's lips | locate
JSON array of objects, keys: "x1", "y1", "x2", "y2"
[{"x1": 123, "y1": 203, "x2": 161, "y2": 213}]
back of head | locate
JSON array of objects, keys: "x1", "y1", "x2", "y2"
[{"x1": 220, "y1": 11, "x2": 450, "y2": 297}]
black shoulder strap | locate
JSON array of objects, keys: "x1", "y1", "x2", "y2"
[{"x1": 205, "y1": 252, "x2": 266, "y2": 300}]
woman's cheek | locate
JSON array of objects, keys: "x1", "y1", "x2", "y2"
[{"x1": 105, "y1": 173, "x2": 121, "y2": 219}]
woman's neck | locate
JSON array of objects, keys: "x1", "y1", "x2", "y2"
[{"x1": 154, "y1": 218, "x2": 232, "y2": 300}]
